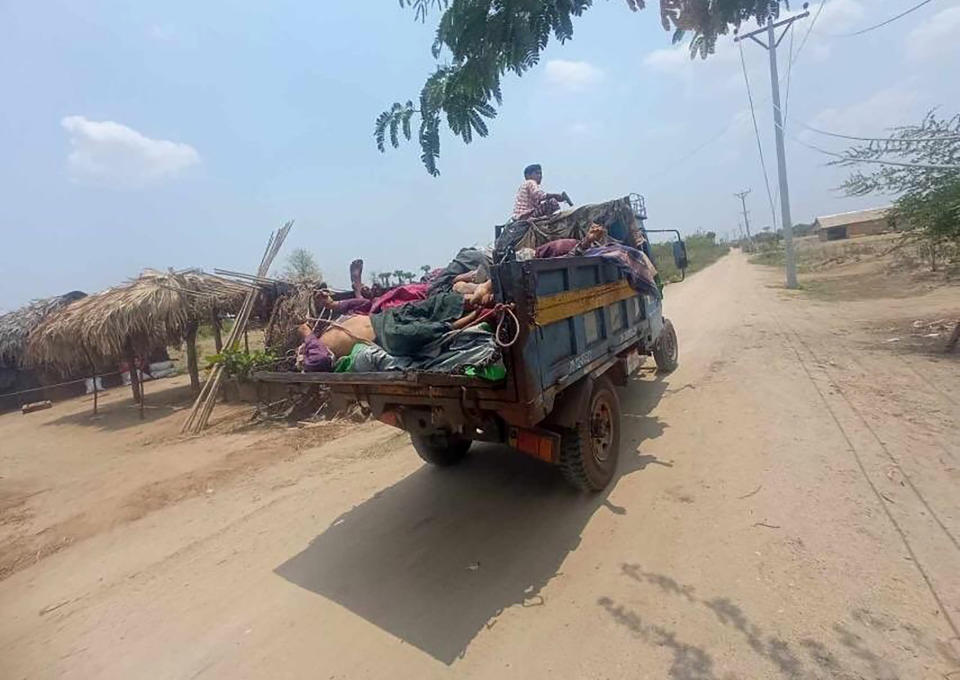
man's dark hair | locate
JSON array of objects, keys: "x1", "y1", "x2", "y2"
[{"x1": 523, "y1": 164, "x2": 541, "y2": 179}]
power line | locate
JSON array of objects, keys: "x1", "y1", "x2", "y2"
[
  {"x1": 776, "y1": 0, "x2": 824, "y2": 222},
  {"x1": 831, "y1": 0, "x2": 937, "y2": 37},
  {"x1": 783, "y1": 22, "x2": 796, "y2": 129},
  {"x1": 737, "y1": 38, "x2": 779, "y2": 230},
  {"x1": 790, "y1": 0, "x2": 826, "y2": 66},
  {"x1": 735, "y1": 8, "x2": 811, "y2": 290},
  {"x1": 776, "y1": 22, "x2": 798, "y2": 215},
  {"x1": 791, "y1": 119, "x2": 960, "y2": 143},
  {"x1": 784, "y1": 127, "x2": 960, "y2": 169},
  {"x1": 638, "y1": 111, "x2": 751, "y2": 188}
]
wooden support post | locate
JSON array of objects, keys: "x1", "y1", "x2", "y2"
[
  {"x1": 244, "y1": 328, "x2": 250, "y2": 354},
  {"x1": 84, "y1": 348, "x2": 98, "y2": 416},
  {"x1": 185, "y1": 321, "x2": 200, "y2": 391},
  {"x1": 212, "y1": 309, "x2": 223, "y2": 353},
  {"x1": 125, "y1": 339, "x2": 142, "y2": 407}
]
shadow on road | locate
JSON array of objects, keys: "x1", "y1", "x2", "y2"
[
  {"x1": 40, "y1": 380, "x2": 196, "y2": 431},
  {"x1": 275, "y1": 373, "x2": 670, "y2": 664},
  {"x1": 597, "y1": 565, "x2": 958, "y2": 680}
]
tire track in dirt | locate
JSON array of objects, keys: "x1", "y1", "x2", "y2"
[
  {"x1": 779, "y1": 298, "x2": 960, "y2": 541},
  {"x1": 766, "y1": 307, "x2": 960, "y2": 643},
  {"x1": 899, "y1": 355, "x2": 958, "y2": 408},
  {"x1": 0, "y1": 423, "x2": 351, "y2": 581},
  {"x1": 787, "y1": 330, "x2": 960, "y2": 553}
]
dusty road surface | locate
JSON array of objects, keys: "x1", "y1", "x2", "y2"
[{"x1": 1, "y1": 251, "x2": 958, "y2": 679}]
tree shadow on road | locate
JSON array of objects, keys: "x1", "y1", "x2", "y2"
[
  {"x1": 275, "y1": 375, "x2": 671, "y2": 664},
  {"x1": 597, "y1": 565, "x2": 960, "y2": 680}
]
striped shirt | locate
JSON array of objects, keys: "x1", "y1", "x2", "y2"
[{"x1": 512, "y1": 179, "x2": 546, "y2": 218}]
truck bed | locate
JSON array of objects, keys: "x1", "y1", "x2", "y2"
[
  {"x1": 255, "y1": 254, "x2": 659, "y2": 427},
  {"x1": 253, "y1": 369, "x2": 498, "y2": 388}
]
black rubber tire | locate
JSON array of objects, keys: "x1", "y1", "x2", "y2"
[
  {"x1": 558, "y1": 377, "x2": 621, "y2": 492},
  {"x1": 410, "y1": 432, "x2": 472, "y2": 466},
  {"x1": 653, "y1": 318, "x2": 679, "y2": 373}
]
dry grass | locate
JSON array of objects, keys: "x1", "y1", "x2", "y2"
[
  {"x1": 29, "y1": 271, "x2": 248, "y2": 373},
  {"x1": 751, "y1": 234, "x2": 960, "y2": 301},
  {"x1": 750, "y1": 233, "x2": 901, "y2": 272},
  {"x1": 0, "y1": 292, "x2": 86, "y2": 367}
]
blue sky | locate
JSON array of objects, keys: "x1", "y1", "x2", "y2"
[{"x1": 1, "y1": 0, "x2": 958, "y2": 309}]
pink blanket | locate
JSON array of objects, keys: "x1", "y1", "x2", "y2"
[{"x1": 370, "y1": 283, "x2": 430, "y2": 314}]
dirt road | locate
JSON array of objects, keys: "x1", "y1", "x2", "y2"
[{"x1": 1, "y1": 251, "x2": 958, "y2": 679}]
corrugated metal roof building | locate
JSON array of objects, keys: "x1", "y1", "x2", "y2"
[{"x1": 814, "y1": 207, "x2": 893, "y2": 241}]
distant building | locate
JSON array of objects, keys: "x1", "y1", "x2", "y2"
[{"x1": 814, "y1": 207, "x2": 893, "y2": 241}]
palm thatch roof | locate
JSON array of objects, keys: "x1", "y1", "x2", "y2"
[
  {"x1": 263, "y1": 283, "x2": 321, "y2": 357},
  {"x1": 28, "y1": 270, "x2": 249, "y2": 372},
  {"x1": 0, "y1": 291, "x2": 86, "y2": 368}
]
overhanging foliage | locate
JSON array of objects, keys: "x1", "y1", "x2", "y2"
[{"x1": 377, "y1": 0, "x2": 792, "y2": 175}]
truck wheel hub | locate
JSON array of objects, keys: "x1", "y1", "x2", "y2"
[{"x1": 590, "y1": 397, "x2": 613, "y2": 463}]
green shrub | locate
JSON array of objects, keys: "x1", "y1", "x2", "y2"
[
  {"x1": 205, "y1": 347, "x2": 279, "y2": 380},
  {"x1": 650, "y1": 232, "x2": 730, "y2": 283}
]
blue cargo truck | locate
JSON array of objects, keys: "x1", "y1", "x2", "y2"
[{"x1": 255, "y1": 196, "x2": 685, "y2": 491}]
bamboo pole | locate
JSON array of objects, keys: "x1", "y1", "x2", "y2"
[
  {"x1": 83, "y1": 347, "x2": 98, "y2": 416},
  {"x1": 125, "y1": 339, "x2": 141, "y2": 405},
  {"x1": 181, "y1": 221, "x2": 293, "y2": 434}
]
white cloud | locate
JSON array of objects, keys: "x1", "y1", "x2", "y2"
[
  {"x1": 905, "y1": 6, "x2": 960, "y2": 61},
  {"x1": 642, "y1": 0, "x2": 866, "y2": 92},
  {"x1": 61, "y1": 116, "x2": 200, "y2": 187},
  {"x1": 642, "y1": 40, "x2": 755, "y2": 95},
  {"x1": 643, "y1": 41, "x2": 739, "y2": 77},
  {"x1": 544, "y1": 60, "x2": 603, "y2": 90},
  {"x1": 149, "y1": 24, "x2": 177, "y2": 42},
  {"x1": 816, "y1": 0, "x2": 865, "y2": 33},
  {"x1": 643, "y1": 44, "x2": 694, "y2": 74},
  {"x1": 806, "y1": 86, "x2": 921, "y2": 139}
]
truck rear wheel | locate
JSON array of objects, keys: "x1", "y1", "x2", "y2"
[
  {"x1": 559, "y1": 377, "x2": 621, "y2": 491},
  {"x1": 410, "y1": 432, "x2": 471, "y2": 466},
  {"x1": 653, "y1": 318, "x2": 679, "y2": 373}
]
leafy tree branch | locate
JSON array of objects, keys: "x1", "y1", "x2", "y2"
[
  {"x1": 832, "y1": 111, "x2": 960, "y2": 267},
  {"x1": 378, "y1": 0, "x2": 795, "y2": 175}
]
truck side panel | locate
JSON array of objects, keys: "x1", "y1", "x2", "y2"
[{"x1": 492, "y1": 256, "x2": 655, "y2": 423}]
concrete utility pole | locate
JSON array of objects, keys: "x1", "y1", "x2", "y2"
[
  {"x1": 734, "y1": 3, "x2": 809, "y2": 289},
  {"x1": 734, "y1": 189, "x2": 753, "y2": 243}
]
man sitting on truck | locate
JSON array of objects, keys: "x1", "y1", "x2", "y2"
[{"x1": 512, "y1": 164, "x2": 571, "y2": 220}]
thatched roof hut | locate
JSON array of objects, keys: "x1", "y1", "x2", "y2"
[
  {"x1": 0, "y1": 291, "x2": 86, "y2": 368},
  {"x1": 29, "y1": 270, "x2": 248, "y2": 397}
]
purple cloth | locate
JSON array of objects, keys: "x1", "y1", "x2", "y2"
[
  {"x1": 302, "y1": 334, "x2": 334, "y2": 372},
  {"x1": 329, "y1": 284, "x2": 429, "y2": 316},
  {"x1": 582, "y1": 244, "x2": 660, "y2": 299},
  {"x1": 535, "y1": 239, "x2": 579, "y2": 258},
  {"x1": 335, "y1": 298, "x2": 373, "y2": 315}
]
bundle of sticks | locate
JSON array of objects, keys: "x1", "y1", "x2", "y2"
[{"x1": 181, "y1": 221, "x2": 294, "y2": 434}]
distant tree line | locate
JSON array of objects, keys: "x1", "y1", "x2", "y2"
[{"x1": 369, "y1": 265, "x2": 434, "y2": 288}]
